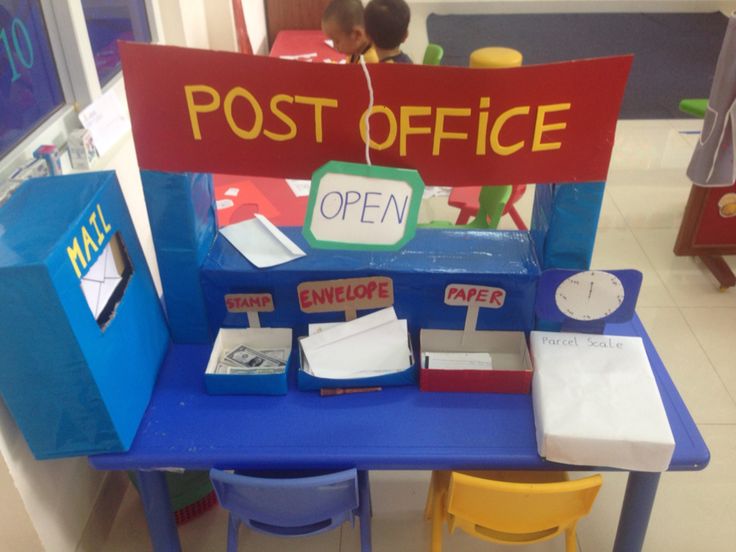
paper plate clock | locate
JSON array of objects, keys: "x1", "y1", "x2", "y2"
[{"x1": 536, "y1": 269, "x2": 643, "y2": 333}]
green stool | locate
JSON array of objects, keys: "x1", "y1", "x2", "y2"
[
  {"x1": 679, "y1": 99, "x2": 708, "y2": 118},
  {"x1": 423, "y1": 43, "x2": 444, "y2": 65},
  {"x1": 466, "y1": 185, "x2": 513, "y2": 229},
  {"x1": 467, "y1": 47, "x2": 522, "y2": 228}
]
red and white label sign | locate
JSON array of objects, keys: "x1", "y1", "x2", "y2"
[
  {"x1": 298, "y1": 277, "x2": 393, "y2": 313},
  {"x1": 224, "y1": 293, "x2": 274, "y2": 313},
  {"x1": 444, "y1": 284, "x2": 506, "y2": 308},
  {"x1": 119, "y1": 42, "x2": 631, "y2": 187}
]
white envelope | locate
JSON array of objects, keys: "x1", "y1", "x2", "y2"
[
  {"x1": 219, "y1": 214, "x2": 305, "y2": 268},
  {"x1": 300, "y1": 307, "x2": 412, "y2": 379},
  {"x1": 530, "y1": 331, "x2": 675, "y2": 472}
]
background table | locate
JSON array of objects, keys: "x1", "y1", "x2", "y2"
[
  {"x1": 210, "y1": 31, "x2": 340, "y2": 230},
  {"x1": 269, "y1": 30, "x2": 341, "y2": 63},
  {"x1": 90, "y1": 314, "x2": 708, "y2": 552}
]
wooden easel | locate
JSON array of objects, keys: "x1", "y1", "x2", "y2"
[{"x1": 674, "y1": 184, "x2": 736, "y2": 290}]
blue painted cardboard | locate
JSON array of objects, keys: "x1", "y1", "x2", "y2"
[
  {"x1": 141, "y1": 170, "x2": 216, "y2": 343},
  {"x1": 0, "y1": 172, "x2": 169, "y2": 459},
  {"x1": 201, "y1": 227, "x2": 540, "y2": 346},
  {"x1": 205, "y1": 363, "x2": 290, "y2": 395},
  {"x1": 297, "y1": 362, "x2": 418, "y2": 391},
  {"x1": 531, "y1": 182, "x2": 605, "y2": 270},
  {"x1": 203, "y1": 327, "x2": 291, "y2": 395}
]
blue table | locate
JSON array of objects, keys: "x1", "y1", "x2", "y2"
[{"x1": 89, "y1": 315, "x2": 709, "y2": 552}]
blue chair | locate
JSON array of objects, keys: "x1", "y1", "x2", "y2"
[{"x1": 209, "y1": 467, "x2": 372, "y2": 551}]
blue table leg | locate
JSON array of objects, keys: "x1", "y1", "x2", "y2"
[
  {"x1": 135, "y1": 470, "x2": 182, "y2": 552},
  {"x1": 613, "y1": 471, "x2": 661, "y2": 552},
  {"x1": 358, "y1": 470, "x2": 372, "y2": 552}
]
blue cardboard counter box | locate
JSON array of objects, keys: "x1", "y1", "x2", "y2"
[
  {"x1": 0, "y1": 172, "x2": 169, "y2": 459},
  {"x1": 201, "y1": 227, "x2": 540, "y2": 389}
]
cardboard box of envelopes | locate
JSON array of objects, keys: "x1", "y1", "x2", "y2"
[{"x1": 0, "y1": 172, "x2": 169, "y2": 459}]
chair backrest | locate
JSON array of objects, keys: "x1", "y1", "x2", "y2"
[
  {"x1": 446, "y1": 472, "x2": 602, "y2": 544},
  {"x1": 423, "y1": 44, "x2": 444, "y2": 65},
  {"x1": 210, "y1": 468, "x2": 359, "y2": 530}
]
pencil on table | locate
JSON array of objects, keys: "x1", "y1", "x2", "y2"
[{"x1": 320, "y1": 387, "x2": 382, "y2": 396}]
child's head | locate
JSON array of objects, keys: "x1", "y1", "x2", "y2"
[
  {"x1": 364, "y1": 0, "x2": 410, "y2": 51},
  {"x1": 322, "y1": 0, "x2": 369, "y2": 56}
]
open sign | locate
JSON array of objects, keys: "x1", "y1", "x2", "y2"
[{"x1": 303, "y1": 161, "x2": 424, "y2": 250}]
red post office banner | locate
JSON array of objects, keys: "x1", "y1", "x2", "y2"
[{"x1": 120, "y1": 42, "x2": 631, "y2": 187}]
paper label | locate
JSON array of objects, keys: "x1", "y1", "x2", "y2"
[
  {"x1": 225, "y1": 293, "x2": 274, "y2": 313},
  {"x1": 298, "y1": 276, "x2": 393, "y2": 313},
  {"x1": 303, "y1": 162, "x2": 424, "y2": 251},
  {"x1": 444, "y1": 284, "x2": 506, "y2": 308}
]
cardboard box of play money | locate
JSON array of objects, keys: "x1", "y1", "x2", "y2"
[{"x1": 205, "y1": 328, "x2": 292, "y2": 395}]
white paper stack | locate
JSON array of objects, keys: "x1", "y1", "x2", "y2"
[
  {"x1": 300, "y1": 307, "x2": 412, "y2": 379},
  {"x1": 530, "y1": 331, "x2": 675, "y2": 472}
]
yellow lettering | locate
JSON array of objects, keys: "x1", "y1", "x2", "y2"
[
  {"x1": 97, "y1": 204, "x2": 111, "y2": 233},
  {"x1": 184, "y1": 85, "x2": 220, "y2": 140},
  {"x1": 294, "y1": 96, "x2": 338, "y2": 143},
  {"x1": 432, "y1": 107, "x2": 471, "y2": 156},
  {"x1": 360, "y1": 105, "x2": 397, "y2": 150},
  {"x1": 89, "y1": 212, "x2": 104, "y2": 245},
  {"x1": 532, "y1": 103, "x2": 571, "y2": 152},
  {"x1": 490, "y1": 106, "x2": 530, "y2": 156},
  {"x1": 264, "y1": 94, "x2": 297, "y2": 141},
  {"x1": 224, "y1": 87, "x2": 263, "y2": 140},
  {"x1": 476, "y1": 97, "x2": 490, "y2": 155},
  {"x1": 67, "y1": 238, "x2": 86, "y2": 278},
  {"x1": 399, "y1": 106, "x2": 432, "y2": 156},
  {"x1": 82, "y1": 226, "x2": 99, "y2": 261}
]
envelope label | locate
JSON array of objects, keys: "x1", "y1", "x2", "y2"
[
  {"x1": 225, "y1": 293, "x2": 274, "y2": 312},
  {"x1": 298, "y1": 277, "x2": 393, "y2": 313},
  {"x1": 444, "y1": 284, "x2": 506, "y2": 308}
]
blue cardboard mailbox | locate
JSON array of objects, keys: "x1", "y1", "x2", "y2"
[{"x1": 0, "y1": 172, "x2": 170, "y2": 459}]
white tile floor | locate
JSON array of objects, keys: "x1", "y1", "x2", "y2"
[{"x1": 100, "y1": 119, "x2": 736, "y2": 551}]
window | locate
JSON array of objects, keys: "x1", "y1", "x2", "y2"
[
  {"x1": 0, "y1": 0, "x2": 64, "y2": 159},
  {"x1": 0, "y1": 1, "x2": 159, "y2": 187},
  {"x1": 81, "y1": 0, "x2": 151, "y2": 86}
]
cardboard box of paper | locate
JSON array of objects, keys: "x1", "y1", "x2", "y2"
[
  {"x1": 205, "y1": 327, "x2": 291, "y2": 395},
  {"x1": 419, "y1": 330, "x2": 532, "y2": 393},
  {"x1": 530, "y1": 331, "x2": 675, "y2": 472},
  {"x1": 298, "y1": 307, "x2": 415, "y2": 390}
]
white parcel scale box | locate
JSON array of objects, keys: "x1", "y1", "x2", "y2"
[{"x1": 530, "y1": 331, "x2": 675, "y2": 472}]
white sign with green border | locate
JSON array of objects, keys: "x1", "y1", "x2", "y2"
[{"x1": 303, "y1": 161, "x2": 424, "y2": 251}]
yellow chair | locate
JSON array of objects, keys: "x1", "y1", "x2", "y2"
[
  {"x1": 469, "y1": 46, "x2": 522, "y2": 69},
  {"x1": 424, "y1": 470, "x2": 602, "y2": 552}
]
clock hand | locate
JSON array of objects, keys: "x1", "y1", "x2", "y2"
[{"x1": 588, "y1": 282, "x2": 594, "y2": 300}]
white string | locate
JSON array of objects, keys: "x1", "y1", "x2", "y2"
[{"x1": 359, "y1": 55, "x2": 374, "y2": 166}]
